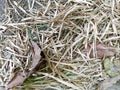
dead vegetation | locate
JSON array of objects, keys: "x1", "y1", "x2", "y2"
[{"x1": 0, "y1": 0, "x2": 120, "y2": 90}]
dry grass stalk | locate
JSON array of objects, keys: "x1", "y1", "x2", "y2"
[{"x1": 0, "y1": 0, "x2": 120, "y2": 90}]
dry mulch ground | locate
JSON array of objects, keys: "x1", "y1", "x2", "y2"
[{"x1": 0, "y1": 0, "x2": 120, "y2": 90}]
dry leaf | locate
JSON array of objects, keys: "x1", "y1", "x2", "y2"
[
  {"x1": 7, "y1": 41, "x2": 41, "y2": 89},
  {"x1": 7, "y1": 71, "x2": 27, "y2": 89},
  {"x1": 83, "y1": 43, "x2": 116, "y2": 58},
  {"x1": 29, "y1": 40, "x2": 41, "y2": 72}
]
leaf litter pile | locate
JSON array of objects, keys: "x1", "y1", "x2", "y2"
[{"x1": 0, "y1": 0, "x2": 120, "y2": 90}]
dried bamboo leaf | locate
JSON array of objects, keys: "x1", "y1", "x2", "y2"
[
  {"x1": 7, "y1": 70, "x2": 27, "y2": 89},
  {"x1": 83, "y1": 43, "x2": 116, "y2": 58},
  {"x1": 7, "y1": 41, "x2": 41, "y2": 89},
  {"x1": 29, "y1": 40, "x2": 41, "y2": 71}
]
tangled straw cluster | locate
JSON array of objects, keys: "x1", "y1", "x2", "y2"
[{"x1": 0, "y1": 0, "x2": 120, "y2": 89}]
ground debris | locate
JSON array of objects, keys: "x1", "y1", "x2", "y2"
[
  {"x1": 7, "y1": 40, "x2": 41, "y2": 89},
  {"x1": 82, "y1": 43, "x2": 116, "y2": 59},
  {"x1": 100, "y1": 75, "x2": 120, "y2": 90}
]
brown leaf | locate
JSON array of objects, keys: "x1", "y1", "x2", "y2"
[
  {"x1": 83, "y1": 43, "x2": 116, "y2": 58},
  {"x1": 7, "y1": 41, "x2": 41, "y2": 89},
  {"x1": 7, "y1": 70, "x2": 27, "y2": 89},
  {"x1": 29, "y1": 40, "x2": 41, "y2": 72}
]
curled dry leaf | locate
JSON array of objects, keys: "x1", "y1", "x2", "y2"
[
  {"x1": 7, "y1": 41, "x2": 41, "y2": 89},
  {"x1": 7, "y1": 70, "x2": 27, "y2": 89},
  {"x1": 83, "y1": 43, "x2": 116, "y2": 58},
  {"x1": 29, "y1": 40, "x2": 41, "y2": 72}
]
